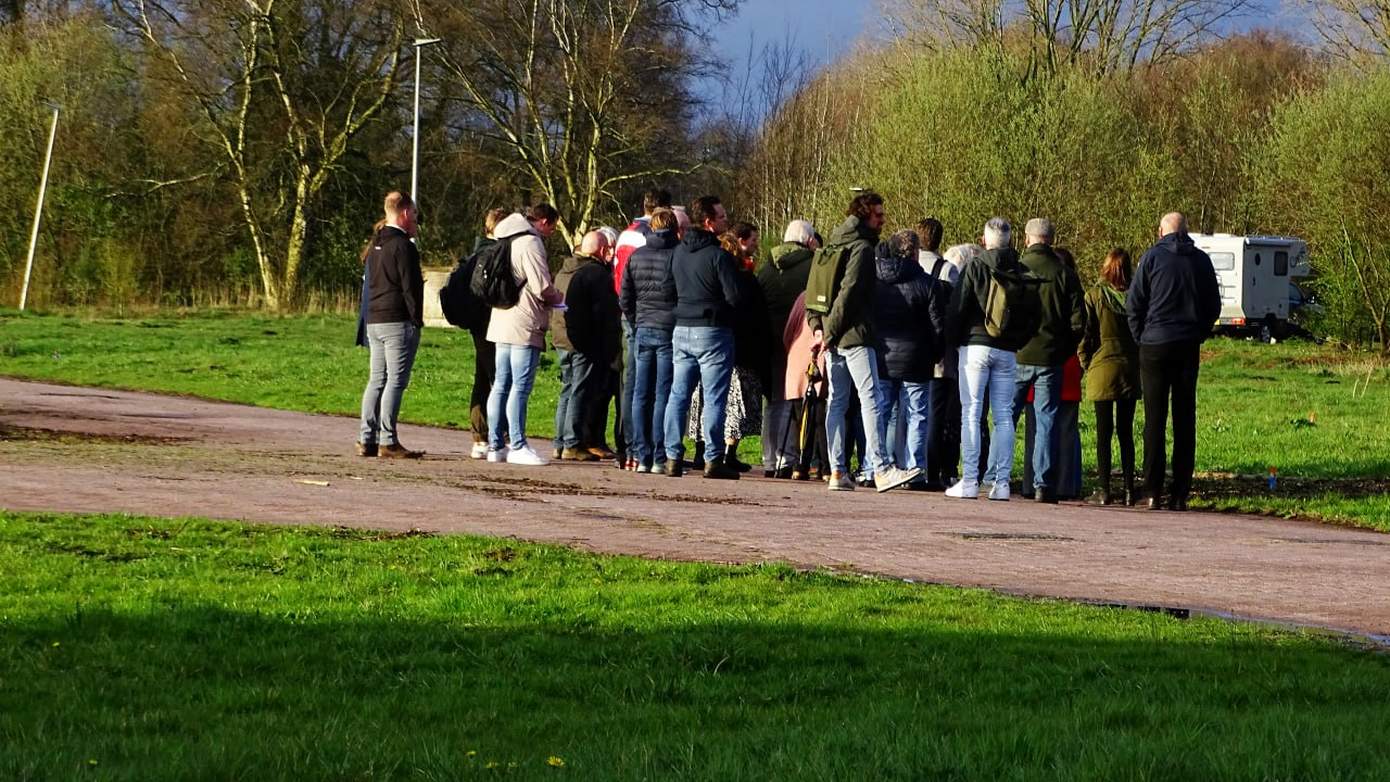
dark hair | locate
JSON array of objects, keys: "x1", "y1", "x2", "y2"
[
  {"x1": 847, "y1": 191, "x2": 884, "y2": 220},
  {"x1": 915, "y1": 217, "x2": 943, "y2": 252},
  {"x1": 730, "y1": 221, "x2": 758, "y2": 242},
  {"x1": 643, "y1": 189, "x2": 672, "y2": 214},
  {"x1": 689, "y1": 195, "x2": 722, "y2": 226},
  {"x1": 1101, "y1": 247, "x2": 1132, "y2": 291},
  {"x1": 813, "y1": 232, "x2": 824, "y2": 247},
  {"x1": 1055, "y1": 246, "x2": 1076, "y2": 270},
  {"x1": 527, "y1": 202, "x2": 560, "y2": 224}
]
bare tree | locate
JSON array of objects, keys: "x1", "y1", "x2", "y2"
[
  {"x1": 117, "y1": 0, "x2": 405, "y2": 310},
  {"x1": 1301, "y1": 0, "x2": 1390, "y2": 61}
]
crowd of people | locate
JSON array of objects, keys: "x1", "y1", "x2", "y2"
[{"x1": 356, "y1": 188, "x2": 1222, "y2": 510}]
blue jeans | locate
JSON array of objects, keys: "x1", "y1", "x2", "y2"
[
  {"x1": 359, "y1": 321, "x2": 420, "y2": 446},
  {"x1": 553, "y1": 348, "x2": 597, "y2": 451},
  {"x1": 664, "y1": 326, "x2": 734, "y2": 463},
  {"x1": 879, "y1": 378, "x2": 932, "y2": 474},
  {"x1": 826, "y1": 345, "x2": 891, "y2": 476},
  {"x1": 488, "y1": 342, "x2": 541, "y2": 451},
  {"x1": 633, "y1": 326, "x2": 674, "y2": 467},
  {"x1": 958, "y1": 345, "x2": 1017, "y2": 486},
  {"x1": 1014, "y1": 363, "x2": 1063, "y2": 495},
  {"x1": 620, "y1": 321, "x2": 638, "y2": 457}
]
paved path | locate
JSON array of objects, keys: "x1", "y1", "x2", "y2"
[{"x1": 2, "y1": 377, "x2": 1388, "y2": 638}]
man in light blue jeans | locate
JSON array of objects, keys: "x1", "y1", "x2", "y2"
[
  {"x1": 825, "y1": 345, "x2": 901, "y2": 486},
  {"x1": 664, "y1": 325, "x2": 734, "y2": 467},
  {"x1": 958, "y1": 344, "x2": 1018, "y2": 493},
  {"x1": 360, "y1": 321, "x2": 420, "y2": 452}
]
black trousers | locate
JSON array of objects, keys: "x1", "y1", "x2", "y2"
[
  {"x1": 926, "y1": 376, "x2": 961, "y2": 485},
  {"x1": 469, "y1": 330, "x2": 499, "y2": 441},
  {"x1": 1139, "y1": 340, "x2": 1201, "y2": 500},
  {"x1": 1093, "y1": 399, "x2": 1136, "y2": 486}
]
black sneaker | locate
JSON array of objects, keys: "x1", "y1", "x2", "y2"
[
  {"x1": 665, "y1": 460, "x2": 684, "y2": 478},
  {"x1": 703, "y1": 459, "x2": 740, "y2": 480}
]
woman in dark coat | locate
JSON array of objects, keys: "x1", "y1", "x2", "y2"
[{"x1": 1079, "y1": 247, "x2": 1142, "y2": 505}]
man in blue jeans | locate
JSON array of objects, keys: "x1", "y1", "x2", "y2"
[
  {"x1": 357, "y1": 191, "x2": 424, "y2": 459},
  {"x1": 1012, "y1": 218, "x2": 1086, "y2": 503},
  {"x1": 808, "y1": 192, "x2": 921, "y2": 493},
  {"x1": 663, "y1": 195, "x2": 742, "y2": 480}
]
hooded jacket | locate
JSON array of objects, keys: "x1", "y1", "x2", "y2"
[
  {"x1": 486, "y1": 212, "x2": 564, "y2": 349},
  {"x1": 873, "y1": 251, "x2": 949, "y2": 383},
  {"x1": 757, "y1": 241, "x2": 815, "y2": 384},
  {"x1": 551, "y1": 254, "x2": 620, "y2": 363},
  {"x1": 619, "y1": 229, "x2": 679, "y2": 332},
  {"x1": 1079, "y1": 283, "x2": 1141, "y2": 401},
  {"x1": 733, "y1": 267, "x2": 776, "y2": 389},
  {"x1": 1015, "y1": 243, "x2": 1087, "y2": 367},
  {"x1": 950, "y1": 246, "x2": 1032, "y2": 351},
  {"x1": 807, "y1": 215, "x2": 880, "y2": 350},
  {"x1": 1127, "y1": 232, "x2": 1222, "y2": 346},
  {"x1": 671, "y1": 227, "x2": 743, "y2": 328}
]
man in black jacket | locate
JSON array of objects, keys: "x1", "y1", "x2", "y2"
[
  {"x1": 358, "y1": 191, "x2": 424, "y2": 459},
  {"x1": 1127, "y1": 212, "x2": 1222, "y2": 511},
  {"x1": 551, "y1": 231, "x2": 620, "y2": 462},
  {"x1": 620, "y1": 207, "x2": 683, "y2": 472},
  {"x1": 662, "y1": 195, "x2": 742, "y2": 480}
]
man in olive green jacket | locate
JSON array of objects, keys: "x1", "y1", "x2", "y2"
[{"x1": 1012, "y1": 217, "x2": 1087, "y2": 504}]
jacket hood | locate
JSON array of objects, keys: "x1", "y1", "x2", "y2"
[
  {"x1": 682, "y1": 227, "x2": 720, "y2": 252},
  {"x1": 1157, "y1": 232, "x2": 1198, "y2": 255},
  {"x1": 1098, "y1": 283, "x2": 1127, "y2": 314},
  {"x1": 645, "y1": 229, "x2": 679, "y2": 250},
  {"x1": 829, "y1": 215, "x2": 878, "y2": 248},
  {"x1": 770, "y1": 242, "x2": 813, "y2": 270},
  {"x1": 875, "y1": 254, "x2": 918, "y2": 284},
  {"x1": 560, "y1": 253, "x2": 602, "y2": 273},
  {"x1": 493, "y1": 212, "x2": 537, "y2": 239}
]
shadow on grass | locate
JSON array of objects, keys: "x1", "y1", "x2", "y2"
[{"x1": 3, "y1": 607, "x2": 1389, "y2": 780}]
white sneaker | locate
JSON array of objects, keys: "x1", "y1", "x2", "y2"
[
  {"x1": 988, "y1": 482, "x2": 1010, "y2": 501},
  {"x1": 470, "y1": 442, "x2": 488, "y2": 460},
  {"x1": 945, "y1": 480, "x2": 979, "y2": 499},
  {"x1": 506, "y1": 445, "x2": 550, "y2": 466},
  {"x1": 486, "y1": 447, "x2": 508, "y2": 463}
]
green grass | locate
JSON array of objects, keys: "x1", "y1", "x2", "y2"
[
  {"x1": 2, "y1": 510, "x2": 1389, "y2": 780},
  {"x1": 1, "y1": 308, "x2": 1388, "y2": 529}
]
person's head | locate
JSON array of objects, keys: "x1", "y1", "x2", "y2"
[
  {"x1": 813, "y1": 232, "x2": 824, "y2": 248},
  {"x1": 1159, "y1": 211, "x2": 1187, "y2": 238},
  {"x1": 783, "y1": 219, "x2": 816, "y2": 247},
  {"x1": 1054, "y1": 246, "x2": 1075, "y2": 270},
  {"x1": 731, "y1": 221, "x2": 759, "y2": 257},
  {"x1": 642, "y1": 189, "x2": 672, "y2": 217},
  {"x1": 718, "y1": 231, "x2": 742, "y2": 258},
  {"x1": 1101, "y1": 247, "x2": 1132, "y2": 291},
  {"x1": 915, "y1": 217, "x2": 943, "y2": 253},
  {"x1": 650, "y1": 207, "x2": 678, "y2": 234},
  {"x1": 886, "y1": 229, "x2": 919, "y2": 262},
  {"x1": 689, "y1": 195, "x2": 727, "y2": 234},
  {"x1": 578, "y1": 230, "x2": 610, "y2": 260},
  {"x1": 1024, "y1": 217, "x2": 1055, "y2": 247},
  {"x1": 597, "y1": 226, "x2": 619, "y2": 259},
  {"x1": 982, "y1": 217, "x2": 1011, "y2": 250},
  {"x1": 847, "y1": 191, "x2": 886, "y2": 233},
  {"x1": 483, "y1": 207, "x2": 508, "y2": 239},
  {"x1": 527, "y1": 202, "x2": 560, "y2": 237},
  {"x1": 944, "y1": 242, "x2": 983, "y2": 269},
  {"x1": 384, "y1": 191, "x2": 416, "y2": 237},
  {"x1": 673, "y1": 206, "x2": 691, "y2": 238}
]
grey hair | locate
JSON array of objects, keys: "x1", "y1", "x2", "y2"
[
  {"x1": 944, "y1": 243, "x2": 984, "y2": 269},
  {"x1": 886, "y1": 229, "x2": 919, "y2": 261},
  {"x1": 983, "y1": 217, "x2": 1011, "y2": 250},
  {"x1": 782, "y1": 219, "x2": 816, "y2": 245}
]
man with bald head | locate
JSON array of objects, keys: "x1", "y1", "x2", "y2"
[
  {"x1": 552, "y1": 230, "x2": 622, "y2": 461},
  {"x1": 1127, "y1": 211, "x2": 1222, "y2": 511}
]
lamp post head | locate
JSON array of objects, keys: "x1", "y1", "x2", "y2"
[{"x1": 413, "y1": 37, "x2": 442, "y2": 47}]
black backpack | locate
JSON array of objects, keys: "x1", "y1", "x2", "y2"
[
  {"x1": 469, "y1": 232, "x2": 529, "y2": 310},
  {"x1": 439, "y1": 251, "x2": 486, "y2": 331}
]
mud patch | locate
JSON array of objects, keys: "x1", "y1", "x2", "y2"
[
  {"x1": 0, "y1": 423, "x2": 188, "y2": 447},
  {"x1": 327, "y1": 526, "x2": 436, "y2": 542},
  {"x1": 1270, "y1": 537, "x2": 1390, "y2": 547},
  {"x1": 441, "y1": 474, "x2": 767, "y2": 506},
  {"x1": 955, "y1": 532, "x2": 1077, "y2": 542}
]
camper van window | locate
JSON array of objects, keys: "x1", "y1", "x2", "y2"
[
  {"x1": 1274, "y1": 251, "x2": 1288, "y2": 276},
  {"x1": 1254, "y1": 253, "x2": 1262, "y2": 266},
  {"x1": 1210, "y1": 252, "x2": 1236, "y2": 270}
]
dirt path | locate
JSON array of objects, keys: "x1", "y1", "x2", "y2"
[{"x1": 3, "y1": 377, "x2": 1388, "y2": 638}]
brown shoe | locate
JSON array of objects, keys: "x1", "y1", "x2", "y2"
[
  {"x1": 561, "y1": 447, "x2": 599, "y2": 462},
  {"x1": 378, "y1": 443, "x2": 424, "y2": 459},
  {"x1": 355, "y1": 441, "x2": 378, "y2": 458},
  {"x1": 587, "y1": 445, "x2": 616, "y2": 460}
]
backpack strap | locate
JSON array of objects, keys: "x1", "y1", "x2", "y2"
[{"x1": 930, "y1": 256, "x2": 947, "y2": 280}]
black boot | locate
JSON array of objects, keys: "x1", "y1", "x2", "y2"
[{"x1": 1123, "y1": 473, "x2": 1136, "y2": 507}]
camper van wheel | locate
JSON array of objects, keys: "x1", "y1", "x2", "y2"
[{"x1": 1261, "y1": 316, "x2": 1283, "y2": 344}]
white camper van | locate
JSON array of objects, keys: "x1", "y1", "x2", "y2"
[{"x1": 1189, "y1": 234, "x2": 1310, "y2": 336}]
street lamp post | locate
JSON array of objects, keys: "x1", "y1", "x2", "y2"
[
  {"x1": 20, "y1": 105, "x2": 59, "y2": 311},
  {"x1": 411, "y1": 38, "x2": 442, "y2": 202}
]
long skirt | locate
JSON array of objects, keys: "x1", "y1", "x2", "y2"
[{"x1": 687, "y1": 368, "x2": 763, "y2": 442}]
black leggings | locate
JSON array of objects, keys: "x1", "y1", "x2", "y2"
[{"x1": 1093, "y1": 399, "x2": 1136, "y2": 484}]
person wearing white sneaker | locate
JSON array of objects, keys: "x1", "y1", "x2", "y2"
[
  {"x1": 988, "y1": 481, "x2": 1010, "y2": 501},
  {"x1": 506, "y1": 445, "x2": 549, "y2": 466},
  {"x1": 486, "y1": 447, "x2": 509, "y2": 463},
  {"x1": 470, "y1": 442, "x2": 489, "y2": 460}
]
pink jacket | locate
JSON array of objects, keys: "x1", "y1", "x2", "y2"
[{"x1": 782, "y1": 292, "x2": 826, "y2": 401}]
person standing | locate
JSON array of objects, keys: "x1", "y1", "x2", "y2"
[
  {"x1": 1080, "y1": 247, "x2": 1142, "y2": 506},
  {"x1": 465, "y1": 208, "x2": 510, "y2": 459},
  {"x1": 1012, "y1": 218, "x2": 1086, "y2": 504},
  {"x1": 620, "y1": 207, "x2": 684, "y2": 473},
  {"x1": 758, "y1": 219, "x2": 818, "y2": 477},
  {"x1": 613, "y1": 190, "x2": 673, "y2": 469},
  {"x1": 1128, "y1": 212, "x2": 1222, "y2": 510},
  {"x1": 486, "y1": 204, "x2": 566, "y2": 466},
  {"x1": 551, "y1": 231, "x2": 618, "y2": 461},
  {"x1": 808, "y1": 191, "x2": 920, "y2": 493},
  {"x1": 662, "y1": 195, "x2": 743, "y2": 480},
  {"x1": 924, "y1": 241, "x2": 978, "y2": 489},
  {"x1": 357, "y1": 191, "x2": 425, "y2": 459}
]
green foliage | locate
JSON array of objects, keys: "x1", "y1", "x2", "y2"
[{"x1": 3, "y1": 509, "x2": 1390, "y2": 779}]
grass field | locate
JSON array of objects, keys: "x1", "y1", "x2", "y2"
[
  {"x1": 1, "y1": 308, "x2": 1388, "y2": 529},
  {"x1": 2, "y1": 510, "x2": 1389, "y2": 780}
]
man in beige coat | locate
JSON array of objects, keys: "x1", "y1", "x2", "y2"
[{"x1": 485, "y1": 204, "x2": 566, "y2": 466}]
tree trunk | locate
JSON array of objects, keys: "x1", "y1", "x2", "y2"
[{"x1": 279, "y1": 169, "x2": 313, "y2": 311}]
